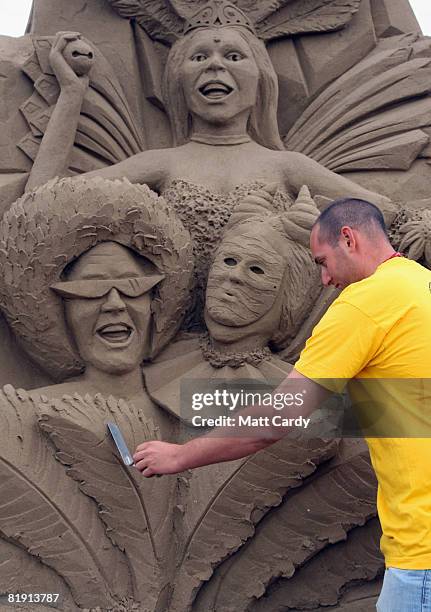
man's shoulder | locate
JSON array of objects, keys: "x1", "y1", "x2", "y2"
[{"x1": 336, "y1": 258, "x2": 431, "y2": 325}]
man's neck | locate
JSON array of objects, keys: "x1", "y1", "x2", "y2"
[{"x1": 362, "y1": 244, "x2": 399, "y2": 278}]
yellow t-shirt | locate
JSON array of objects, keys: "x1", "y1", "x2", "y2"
[{"x1": 295, "y1": 257, "x2": 431, "y2": 569}]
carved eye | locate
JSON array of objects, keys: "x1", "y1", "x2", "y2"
[
  {"x1": 226, "y1": 51, "x2": 243, "y2": 62},
  {"x1": 224, "y1": 257, "x2": 237, "y2": 266},
  {"x1": 250, "y1": 265, "x2": 265, "y2": 275},
  {"x1": 192, "y1": 53, "x2": 207, "y2": 62}
]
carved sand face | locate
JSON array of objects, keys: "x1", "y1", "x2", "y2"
[
  {"x1": 181, "y1": 28, "x2": 259, "y2": 125},
  {"x1": 205, "y1": 229, "x2": 285, "y2": 327},
  {"x1": 62, "y1": 242, "x2": 155, "y2": 375}
]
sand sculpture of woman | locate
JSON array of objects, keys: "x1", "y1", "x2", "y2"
[
  {"x1": 23, "y1": 1, "x2": 398, "y2": 323},
  {"x1": 25, "y1": 2, "x2": 395, "y2": 210}
]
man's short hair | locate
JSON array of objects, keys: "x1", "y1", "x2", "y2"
[{"x1": 315, "y1": 198, "x2": 387, "y2": 246}]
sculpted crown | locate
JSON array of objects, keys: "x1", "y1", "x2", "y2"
[{"x1": 183, "y1": 0, "x2": 256, "y2": 36}]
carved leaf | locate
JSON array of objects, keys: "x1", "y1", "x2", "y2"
[
  {"x1": 0, "y1": 536, "x2": 76, "y2": 610},
  {"x1": 170, "y1": 436, "x2": 339, "y2": 611},
  {"x1": 256, "y1": 0, "x2": 362, "y2": 40},
  {"x1": 37, "y1": 393, "x2": 177, "y2": 607},
  {"x1": 0, "y1": 385, "x2": 130, "y2": 609},
  {"x1": 249, "y1": 518, "x2": 383, "y2": 611},
  {"x1": 285, "y1": 40, "x2": 431, "y2": 172},
  {"x1": 194, "y1": 440, "x2": 377, "y2": 612}
]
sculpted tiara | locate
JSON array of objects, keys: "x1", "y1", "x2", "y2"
[{"x1": 183, "y1": 0, "x2": 256, "y2": 36}]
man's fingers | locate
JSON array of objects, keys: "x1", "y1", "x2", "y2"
[
  {"x1": 133, "y1": 457, "x2": 148, "y2": 472},
  {"x1": 134, "y1": 442, "x2": 150, "y2": 454},
  {"x1": 142, "y1": 467, "x2": 156, "y2": 478}
]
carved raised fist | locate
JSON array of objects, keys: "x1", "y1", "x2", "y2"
[{"x1": 49, "y1": 31, "x2": 93, "y2": 93}]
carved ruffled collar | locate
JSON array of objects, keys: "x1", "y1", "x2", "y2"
[{"x1": 199, "y1": 334, "x2": 272, "y2": 368}]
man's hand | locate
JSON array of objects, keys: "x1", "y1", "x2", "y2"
[
  {"x1": 132, "y1": 370, "x2": 330, "y2": 476},
  {"x1": 133, "y1": 441, "x2": 184, "y2": 477}
]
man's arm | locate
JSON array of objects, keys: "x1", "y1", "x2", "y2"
[{"x1": 133, "y1": 369, "x2": 331, "y2": 477}]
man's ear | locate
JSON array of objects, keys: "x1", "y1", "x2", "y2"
[{"x1": 340, "y1": 226, "x2": 355, "y2": 249}]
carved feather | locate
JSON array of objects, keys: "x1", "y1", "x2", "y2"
[
  {"x1": 0, "y1": 385, "x2": 130, "y2": 609},
  {"x1": 285, "y1": 40, "x2": 431, "y2": 172},
  {"x1": 194, "y1": 440, "x2": 377, "y2": 612},
  {"x1": 37, "y1": 392, "x2": 177, "y2": 606},
  {"x1": 256, "y1": 0, "x2": 362, "y2": 40},
  {"x1": 170, "y1": 436, "x2": 338, "y2": 611},
  {"x1": 108, "y1": 0, "x2": 185, "y2": 42},
  {"x1": 236, "y1": 1, "x2": 295, "y2": 24},
  {"x1": 107, "y1": 0, "x2": 362, "y2": 42},
  {"x1": 19, "y1": 37, "x2": 144, "y2": 172}
]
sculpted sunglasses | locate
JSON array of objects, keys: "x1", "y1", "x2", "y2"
[{"x1": 50, "y1": 274, "x2": 165, "y2": 299}]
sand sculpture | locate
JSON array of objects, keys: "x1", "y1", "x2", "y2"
[
  {"x1": 0, "y1": 0, "x2": 430, "y2": 609},
  {"x1": 144, "y1": 185, "x2": 320, "y2": 417}
]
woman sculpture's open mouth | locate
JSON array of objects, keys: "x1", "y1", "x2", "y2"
[
  {"x1": 199, "y1": 81, "x2": 233, "y2": 99},
  {"x1": 97, "y1": 323, "x2": 133, "y2": 344}
]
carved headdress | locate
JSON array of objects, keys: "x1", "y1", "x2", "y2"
[
  {"x1": 0, "y1": 177, "x2": 193, "y2": 381},
  {"x1": 183, "y1": 1, "x2": 255, "y2": 35},
  {"x1": 107, "y1": 0, "x2": 362, "y2": 44}
]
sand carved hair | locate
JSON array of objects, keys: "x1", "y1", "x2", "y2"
[
  {"x1": 0, "y1": 177, "x2": 193, "y2": 381},
  {"x1": 224, "y1": 185, "x2": 321, "y2": 349}
]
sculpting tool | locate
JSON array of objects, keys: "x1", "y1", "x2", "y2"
[{"x1": 107, "y1": 422, "x2": 135, "y2": 466}]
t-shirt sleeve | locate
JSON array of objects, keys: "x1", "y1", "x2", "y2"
[{"x1": 295, "y1": 301, "x2": 386, "y2": 391}]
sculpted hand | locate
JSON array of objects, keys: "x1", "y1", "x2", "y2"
[
  {"x1": 133, "y1": 441, "x2": 185, "y2": 477},
  {"x1": 49, "y1": 32, "x2": 93, "y2": 94}
]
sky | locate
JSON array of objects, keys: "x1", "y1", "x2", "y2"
[{"x1": 0, "y1": 0, "x2": 431, "y2": 37}]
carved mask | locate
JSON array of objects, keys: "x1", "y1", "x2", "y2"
[
  {"x1": 57, "y1": 242, "x2": 157, "y2": 375},
  {"x1": 181, "y1": 28, "x2": 259, "y2": 124},
  {"x1": 205, "y1": 227, "x2": 285, "y2": 327}
]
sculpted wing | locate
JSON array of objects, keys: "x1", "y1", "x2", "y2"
[
  {"x1": 284, "y1": 35, "x2": 431, "y2": 174},
  {"x1": 18, "y1": 36, "x2": 144, "y2": 175}
]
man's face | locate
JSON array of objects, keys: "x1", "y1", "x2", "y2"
[{"x1": 310, "y1": 226, "x2": 359, "y2": 290}]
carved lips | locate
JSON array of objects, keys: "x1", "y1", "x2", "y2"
[
  {"x1": 199, "y1": 80, "x2": 234, "y2": 100},
  {"x1": 96, "y1": 323, "x2": 133, "y2": 345}
]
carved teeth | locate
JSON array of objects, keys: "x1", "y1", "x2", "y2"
[
  {"x1": 200, "y1": 82, "x2": 233, "y2": 98},
  {"x1": 97, "y1": 324, "x2": 132, "y2": 343}
]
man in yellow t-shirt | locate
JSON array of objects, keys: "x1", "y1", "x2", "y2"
[
  {"x1": 134, "y1": 198, "x2": 431, "y2": 611},
  {"x1": 293, "y1": 200, "x2": 431, "y2": 612}
]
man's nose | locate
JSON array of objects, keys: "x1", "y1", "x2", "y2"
[
  {"x1": 321, "y1": 267, "x2": 332, "y2": 287},
  {"x1": 101, "y1": 288, "x2": 127, "y2": 312}
]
